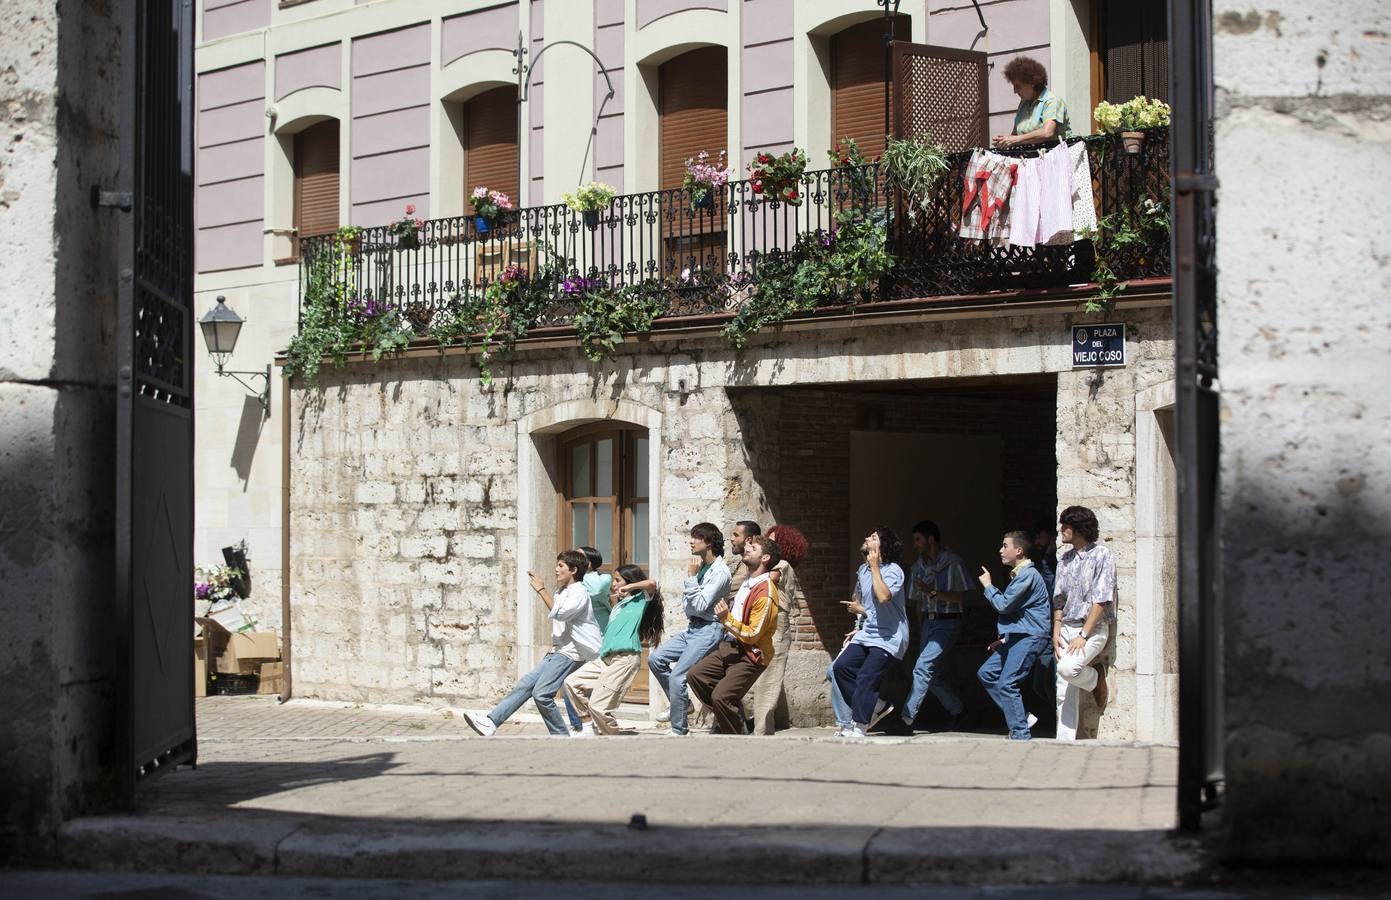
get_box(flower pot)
[396,230,421,250]
[693,191,714,210]
[582,209,600,229]
[1120,131,1145,154]
[474,215,492,235]
[345,237,362,256]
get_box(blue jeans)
[489,651,579,736]
[977,633,1049,740]
[564,694,582,730]
[648,620,724,734]
[903,619,964,723]
[827,661,853,728]
[832,642,896,727]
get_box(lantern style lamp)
[198,296,271,416]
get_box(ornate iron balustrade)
[297,130,1170,338]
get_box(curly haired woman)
[747,523,808,735]
[993,55,1070,148]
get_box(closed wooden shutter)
[659,46,727,191]
[832,16,910,160]
[464,86,520,207]
[293,120,339,239]
[1101,1,1169,103]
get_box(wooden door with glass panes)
[560,424,651,701]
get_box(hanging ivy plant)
[568,277,668,362]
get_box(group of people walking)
[464,505,1115,743]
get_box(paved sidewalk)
[55,696,1201,886]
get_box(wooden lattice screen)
[891,42,988,153]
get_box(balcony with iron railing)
[292,130,1170,376]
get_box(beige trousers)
[1055,623,1109,741]
[747,630,791,734]
[565,652,642,735]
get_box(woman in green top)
[992,55,1069,149]
[563,564,664,735]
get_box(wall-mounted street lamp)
[198,296,271,417]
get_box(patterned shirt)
[1053,542,1117,626]
[1013,87,1070,138]
[909,548,971,614]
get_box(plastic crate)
[208,672,260,695]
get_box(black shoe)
[943,708,968,733]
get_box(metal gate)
[114,0,198,803]
[1170,0,1223,830]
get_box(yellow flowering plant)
[1093,96,1171,133]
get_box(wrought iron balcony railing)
[296,130,1170,344]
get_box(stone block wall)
[288,306,1173,734]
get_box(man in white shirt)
[465,550,601,737]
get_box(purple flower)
[194,582,211,600]
[561,275,596,295]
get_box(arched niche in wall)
[801,8,912,165]
[437,49,520,217]
[269,102,344,259]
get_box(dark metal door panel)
[116,0,197,803]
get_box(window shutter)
[831,16,910,160]
[659,46,727,191]
[293,120,339,239]
[464,86,520,206]
[1102,1,1169,103]
[891,41,988,154]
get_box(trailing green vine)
[568,277,668,362]
[1082,196,1170,313]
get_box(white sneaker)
[867,699,892,730]
[463,711,496,737]
[655,710,671,724]
[835,725,854,737]
[657,728,685,737]
[1026,713,1039,730]
[572,724,595,738]
[849,725,868,740]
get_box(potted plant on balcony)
[1094,96,1171,154]
[879,135,948,222]
[748,147,808,206]
[334,224,363,256]
[683,149,734,210]
[388,204,424,250]
[563,181,617,228]
[827,138,877,211]
[470,187,515,235]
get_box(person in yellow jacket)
[687,535,781,735]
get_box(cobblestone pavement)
[54,696,1197,886]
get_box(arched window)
[462,85,519,208]
[293,119,339,247]
[658,46,727,276]
[560,424,650,569]
[830,16,910,160]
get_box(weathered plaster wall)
[288,307,1172,732]
[1213,0,1391,863]
[0,0,120,858]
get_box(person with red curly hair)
[993,55,1070,149]
[747,523,808,734]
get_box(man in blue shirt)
[976,530,1052,740]
[901,520,972,731]
[831,528,907,740]
[648,522,730,736]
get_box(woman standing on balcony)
[993,56,1070,148]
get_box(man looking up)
[976,531,1052,740]
[726,520,761,598]
[831,528,908,739]
[688,535,781,735]
[648,523,731,736]
[1052,505,1116,740]
[901,520,971,732]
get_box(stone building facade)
[288,301,1177,736]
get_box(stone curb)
[55,814,1208,886]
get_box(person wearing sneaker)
[831,528,908,740]
[647,523,731,736]
[688,519,761,732]
[901,520,972,732]
[747,523,806,735]
[562,546,615,736]
[976,531,1052,741]
[1052,505,1116,740]
[688,535,781,734]
[564,564,664,735]
[463,550,601,738]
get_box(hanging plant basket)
[692,190,714,210]
[474,215,492,235]
[582,209,600,229]
[396,230,421,250]
[1120,131,1145,154]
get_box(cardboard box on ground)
[194,617,282,696]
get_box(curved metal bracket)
[515,38,616,190]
